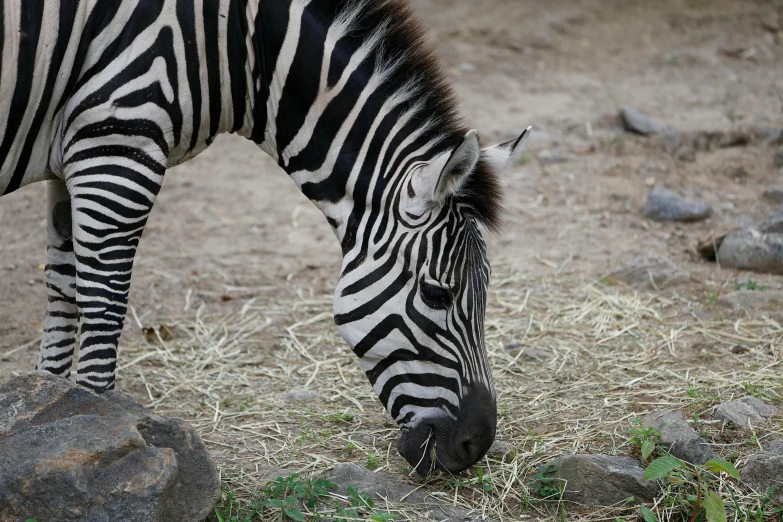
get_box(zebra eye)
[420,281,453,310]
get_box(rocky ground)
[2,0,783,520]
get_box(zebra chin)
[396,383,497,476]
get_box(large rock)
[607,253,689,290]
[641,410,715,465]
[761,188,783,205]
[739,396,779,417]
[759,205,783,234]
[328,463,426,503]
[547,455,659,505]
[0,372,219,522]
[714,400,766,429]
[717,290,783,315]
[643,186,712,222]
[717,230,783,275]
[741,439,783,503]
[620,106,663,136]
[326,464,477,522]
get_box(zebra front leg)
[36,179,78,377]
[67,155,164,393]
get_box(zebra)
[0,0,530,475]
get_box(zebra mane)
[341,0,504,232]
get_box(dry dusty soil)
[2,1,783,521]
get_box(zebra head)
[333,127,531,475]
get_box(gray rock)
[0,372,219,522]
[759,205,783,233]
[717,230,783,275]
[620,106,663,136]
[762,188,783,205]
[739,396,779,417]
[326,464,484,521]
[282,389,322,403]
[774,151,783,169]
[643,186,712,222]
[607,253,689,290]
[328,463,426,503]
[730,214,756,230]
[641,410,715,465]
[487,440,514,457]
[766,129,783,147]
[538,149,576,164]
[547,455,659,505]
[715,400,765,429]
[503,343,554,361]
[741,439,783,503]
[717,290,783,314]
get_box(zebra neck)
[245,0,417,247]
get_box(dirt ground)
[2,0,783,520]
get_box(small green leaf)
[704,458,740,479]
[643,456,683,480]
[371,513,397,521]
[641,440,656,460]
[285,507,306,521]
[640,505,657,522]
[263,498,283,509]
[703,490,727,522]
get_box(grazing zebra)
[0,0,530,475]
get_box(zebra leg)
[36,179,79,377]
[67,154,164,393]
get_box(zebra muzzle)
[397,383,497,476]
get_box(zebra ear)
[413,130,481,204]
[480,126,532,173]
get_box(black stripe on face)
[227,0,249,133]
[176,0,202,153]
[334,267,412,326]
[382,373,460,420]
[1,0,46,195]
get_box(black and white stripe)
[0,0,530,474]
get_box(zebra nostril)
[455,433,481,463]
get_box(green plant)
[738,486,783,521]
[736,279,765,291]
[642,455,740,522]
[343,441,356,458]
[253,473,395,522]
[740,381,766,399]
[331,485,396,522]
[326,412,353,423]
[628,419,662,461]
[212,486,262,522]
[727,108,739,123]
[474,467,494,492]
[365,452,379,469]
[529,464,562,499]
[639,505,657,522]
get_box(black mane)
[347,0,505,231]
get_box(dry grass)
[119,263,783,521]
